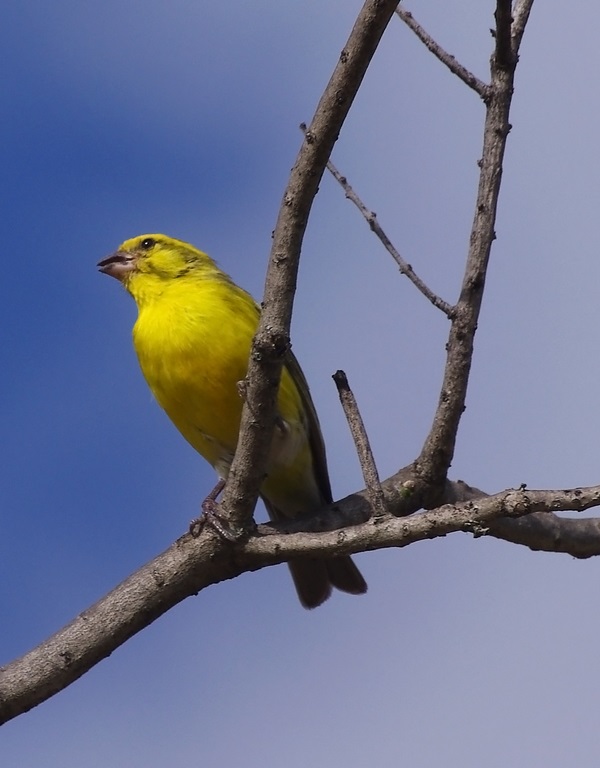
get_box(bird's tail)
[263,498,367,609]
[287,555,367,609]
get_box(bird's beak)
[97,250,137,282]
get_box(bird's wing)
[283,349,333,506]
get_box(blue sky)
[3,1,600,766]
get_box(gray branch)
[219,0,401,532]
[333,370,387,518]
[416,7,526,492]
[395,6,489,99]
[322,150,454,316]
[511,0,535,52]
[2,477,600,725]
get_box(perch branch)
[219,0,401,533]
[4,477,600,725]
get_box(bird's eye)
[140,238,156,250]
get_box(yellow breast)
[131,275,314,508]
[132,278,252,464]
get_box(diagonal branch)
[395,6,489,99]
[511,0,535,51]
[321,149,454,316]
[333,370,387,517]
[4,476,600,725]
[218,0,402,533]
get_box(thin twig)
[332,370,387,518]
[218,0,401,532]
[396,7,490,99]
[318,144,454,317]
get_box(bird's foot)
[188,479,247,542]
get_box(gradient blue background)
[3,1,600,765]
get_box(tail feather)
[287,555,367,609]
[287,558,332,609]
[263,497,368,609]
[326,556,368,596]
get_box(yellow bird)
[98,234,367,608]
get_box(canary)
[98,234,367,608]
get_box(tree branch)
[489,511,600,558]
[395,6,490,99]
[218,0,402,533]
[3,476,599,725]
[320,147,454,316]
[511,0,535,51]
[333,370,387,517]
[415,14,528,493]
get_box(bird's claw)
[189,497,247,542]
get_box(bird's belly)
[137,337,247,466]
[133,313,319,513]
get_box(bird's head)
[98,234,217,305]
